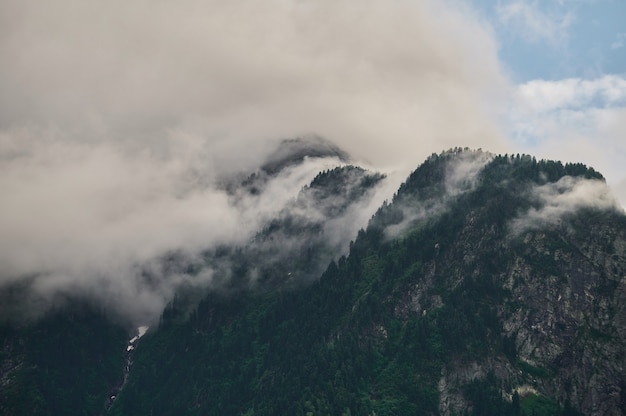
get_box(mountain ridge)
[1,147,625,415]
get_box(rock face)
[416,212,626,415]
[503,224,626,416]
[378,151,626,415]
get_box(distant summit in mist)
[260,136,350,175]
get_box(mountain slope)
[0,142,385,415]
[1,148,625,415]
[111,149,626,415]
[0,303,127,416]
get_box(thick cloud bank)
[0,0,508,163]
[0,0,510,323]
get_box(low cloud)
[445,149,494,196]
[0,0,512,323]
[383,149,493,239]
[510,175,622,234]
[1,0,624,325]
[0,133,357,323]
[515,76,626,112]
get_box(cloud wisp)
[381,149,494,240]
[510,175,622,234]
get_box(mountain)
[259,136,350,176]
[226,136,351,196]
[152,162,386,313]
[1,147,625,415]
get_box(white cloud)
[509,74,626,208]
[0,0,509,168]
[516,76,626,112]
[511,175,622,233]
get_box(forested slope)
[112,150,626,415]
[1,149,625,415]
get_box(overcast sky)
[0,0,624,322]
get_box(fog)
[510,175,622,234]
[0,137,386,323]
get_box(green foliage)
[463,377,514,415]
[520,393,559,416]
[0,302,127,416]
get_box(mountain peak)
[260,135,350,175]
